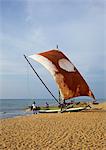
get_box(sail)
[29,49,95,100]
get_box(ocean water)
[0,98,105,119]
[0,99,57,119]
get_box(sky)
[0,0,105,100]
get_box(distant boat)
[24,48,95,113]
[93,100,99,105]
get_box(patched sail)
[29,49,95,100]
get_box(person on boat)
[45,102,49,109]
[31,101,37,114]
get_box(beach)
[0,102,106,150]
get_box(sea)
[0,98,105,119]
[0,99,57,119]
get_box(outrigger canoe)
[24,48,95,113]
[39,107,86,113]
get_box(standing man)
[32,101,37,114]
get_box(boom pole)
[24,54,59,104]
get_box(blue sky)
[0,0,105,99]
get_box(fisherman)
[45,102,49,109]
[31,101,37,114]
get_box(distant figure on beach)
[31,101,37,114]
[45,102,49,109]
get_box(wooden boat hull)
[61,107,86,113]
[39,107,86,113]
[39,109,61,113]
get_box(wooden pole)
[56,45,58,49]
[24,54,59,104]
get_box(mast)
[59,90,61,103]
[56,45,58,49]
[56,45,65,106]
[24,54,59,104]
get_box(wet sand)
[0,102,106,150]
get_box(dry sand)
[0,102,106,150]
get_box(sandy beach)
[0,102,106,150]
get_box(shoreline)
[0,101,106,119]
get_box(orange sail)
[29,49,95,100]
